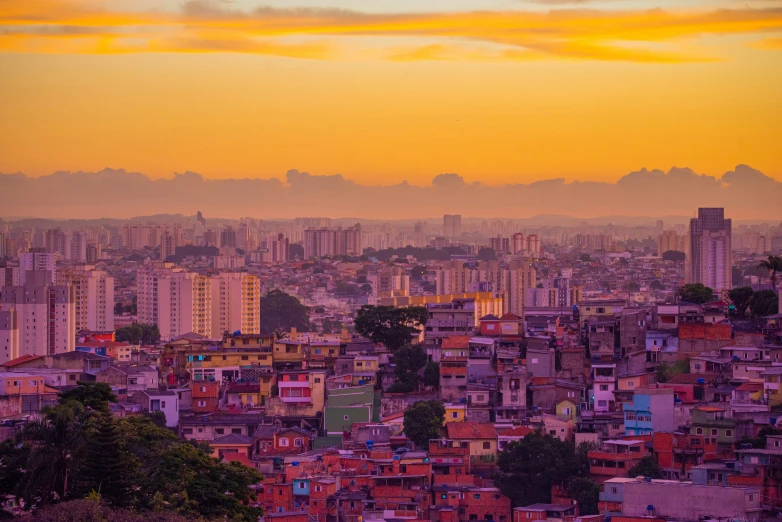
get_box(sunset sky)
[1,0,781,186]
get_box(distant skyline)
[1,0,781,184]
[1,165,780,220]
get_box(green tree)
[403,400,445,448]
[728,286,754,318]
[624,281,640,293]
[579,254,591,263]
[423,361,440,388]
[19,402,87,505]
[678,283,714,304]
[569,478,600,515]
[59,382,117,412]
[114,302,124,316]
[750,290,779,318]
[628,455,663,478]
[757,255,782,291]
[0,439,30,500]
[80,411,133,506]
[494,431,589,507]
[115,323,160,345]
[650,280,664,290]
[354,305,428,351]
[260,289,310,337]
[393,344,428,390]
[656,360,690,383]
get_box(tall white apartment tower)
[688,208,732,293]
[0,270,75,363]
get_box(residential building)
[209,272,260,338]
[56,265,114,332]
[623,387,674,436]
[687,208,732,293]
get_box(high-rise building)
[303,225,362,259]
[20,251,55,285]
[657,230,683,255]
[137,263,261,341]
[0,270,75,363]
[526,234,541,255]
[69,232,88,262]
[511,233,525,254]
[687,208,732,293]
[443,215,462,238]
[490,237,511,254]
[210,273,260,338]
[367,267,410,300]
[261,234,290,263]
[435,259,535,316]
[56,266,114,332]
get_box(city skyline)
[1,164,781,220]
[1,0,781,185]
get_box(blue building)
[623,387,674,436]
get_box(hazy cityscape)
[2,0,782,520]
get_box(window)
[611,487,618,494]
[725,429,733,437]
[197,400,206,407]
[482,441,490,449]
[216,428,225,435]
[695,427,703,435]
[598,400,607,407]
[294,438,303,447]
[627,381,635,388]
[298,482,306,489]
[627,413,636,421]
[344,415,349,421]
[315,486,322,492]
[314,378,321,383]
[473,494,481,500]
[200,386,206,393]
[279,438,289,447]
[599,385,609,391]
[232,428,241,434]
[452,412,459,419]
[711,428,718,436]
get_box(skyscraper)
[687,208,732,293]
[443,215,462,238]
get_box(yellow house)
[187,348,273,382]
[445,422,498,463]
[221,333,274,350]
[273,340,305,367]
[556,398,578,422]
[763,368,782,406]
[352,355,380,386]
[266,369,327,417]
[543,413,573,441]
[444,403,466,423]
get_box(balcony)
[279,396,312,404]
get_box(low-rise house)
[132,389,178,427]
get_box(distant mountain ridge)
[1,165,779,220]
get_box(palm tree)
[757,255,782,291]
[20,403,86,505]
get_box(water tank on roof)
[358,380,365,385]
[233,330,241,336]
[292,461,299,466]
[697,378,705,385]
[393,455,400,461]
[460,398,466,403]
[644,477,652,483]
[367,440,374,449]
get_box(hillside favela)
[2,0,782,521]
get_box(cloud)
[0,0,781,62]
[1,166,779,220]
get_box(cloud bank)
[1,165,779,220]
[0,0,781,62]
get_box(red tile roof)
[446,422,498,439]
[442,336,471,349]
[1,354,43,368]
[222,452,256,469]
[497,426,533,437]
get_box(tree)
[403,400,444,448]
[114,302,124,316]
[423,361,440,388]
[19,402,87,505]
[354,305,428,351]
[750,290,779,318]
[624,281,640,293]
[650,280,664,291]
[0,439,30,500]
[260,289,310,336]
[579,254,591,263]
[656,360,689,383]
[628,455,663,478]
[678,283,714,304]
[80,410,133,506]
[494,431,589,507]
[757,255,782,291]
[569,478,600,515]
[662,250,685,262]
[115,324,160,346]
[59,382,117,412]
[728,287,754,318]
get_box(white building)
[687,208,732,293]
[0,270,75,363]
[210,272,260,338]
[57,266,115,332]
[20,251,55,285]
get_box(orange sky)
[0,0,781,184]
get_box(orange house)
[190,380,220,413]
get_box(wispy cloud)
[0,0,781,62]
